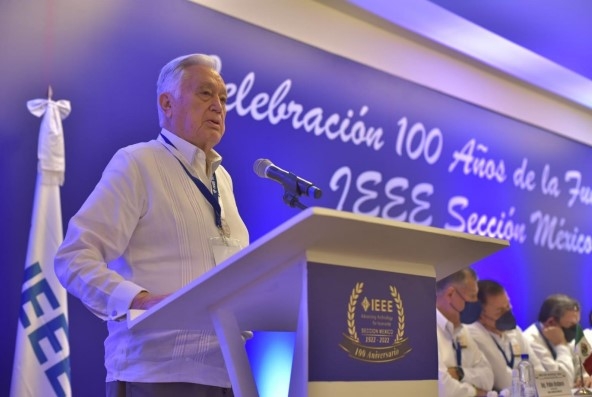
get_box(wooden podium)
[128,207,508,396]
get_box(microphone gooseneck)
[253,158,322,209]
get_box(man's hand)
[130,291,169,310]
[574,374,592,388]
[447,367,460,380]
[474,388,489,397]
[542,325,567,346]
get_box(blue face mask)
[454,288,482,324]
[494,310,517,331]
[460,301,482,324]
[484,309,517,331]
[562,325,577,343]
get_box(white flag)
[10,96,72,397]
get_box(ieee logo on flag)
[18,261,71,396]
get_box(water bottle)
[510,367,520,397]
[515,353,538,397]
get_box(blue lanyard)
[453,339,462,366]
[491,335,515,368]
[159,133,223,232]
[536,322,557,360]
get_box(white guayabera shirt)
[436,310,494,397]
[55,128,249,386]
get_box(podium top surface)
[255,207,509,278]
[128,207,508,332]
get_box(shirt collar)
[475,320,507,342]
[159,128,222,175]
[437,308,461,338]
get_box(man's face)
[558,309,581,329]
[452,278,478,310]
[164,64,227,150]
[481,292,511,325]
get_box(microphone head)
[253,158,272,178]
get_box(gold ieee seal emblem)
[339,282,412,363]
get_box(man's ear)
[159,93,173,116]
[445,286,456,301]
[544,317,558,327]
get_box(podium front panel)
[306,262,437,383]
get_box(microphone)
[253,158,322,199]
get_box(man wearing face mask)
[436,268,493,397]
[467,280,544,391]
[523,294,581,387]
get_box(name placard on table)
[534,371,572,397]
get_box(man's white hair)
[156,53,221,124]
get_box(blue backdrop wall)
[2,1,592,396]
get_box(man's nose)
[210,96,223,112]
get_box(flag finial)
[47,85,53,100]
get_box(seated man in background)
[436,267,493,397]
[467,280,544,392]
[523,294,580,387]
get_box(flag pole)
[574,356,592,396]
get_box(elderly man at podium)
[436,268,493,397]
[55,53,249,397]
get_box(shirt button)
[111,310,118,317]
